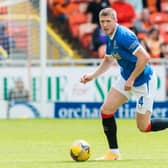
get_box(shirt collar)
[109,23,118,40]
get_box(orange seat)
[138,33,147,40]
[68,13,88,38]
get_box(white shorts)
[113,73,157,114]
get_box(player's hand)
[80,74,93,84]
[124,79,134,91]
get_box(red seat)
[159,23,168,33]
[160,32,168,43]
[0,6,7,14]
[161,1,168,12]
[70,0,90,2]
[14,37,28,48]
[150,12,168,24]
[6,26,27,35]
[79,33,92,49]
[6,26,27,49]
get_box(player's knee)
[137,124,148,132]
[137,122,152,132]
[100,106,114,119]
[101,104,115,113]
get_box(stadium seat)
[121,21,133,28]
[161,1,168,13]
[150,12,168,24]
[70,0,90,2]
[0,6,7,14]
[159,23,168,33]
[137,33,147,40]
[6,26,28,49]
[68,13,88,38]
[160,20,168,43]
[160,31,168,43]
[79,33,92,49]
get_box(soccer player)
[80,7,168,160]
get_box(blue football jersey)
[105,25,153,86]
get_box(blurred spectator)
[110,0,136,27]
[142,0,161,13]
[68,2,89,39]
[79,0,110,38]
[91,26,106,51]
[51,0,78,21]
[125,0,143,15]
[141,26,163,58]
[8,79,30,102]
[160,42,168,59]
[86,0,110,24]
[90,26,106,58]
[0,24,15,56]
[133,8,152,39]
[7,79,29,118]
[129,26,138,36]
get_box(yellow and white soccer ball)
[70,140,91,162]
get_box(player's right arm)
[80,56,114,84]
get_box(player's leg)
[136,110,168,132]
[135,92,168,132]
[97,87,128,160]
[136,110,151,132]
[135,74,168,132]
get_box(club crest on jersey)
[112,52,121,60]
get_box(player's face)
[99,15,116,36]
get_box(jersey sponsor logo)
[112,52,121,60]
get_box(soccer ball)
[70,140,91,162]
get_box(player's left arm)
[125,46,150,90]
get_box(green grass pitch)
[0,119,167,168]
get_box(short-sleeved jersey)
[105,24,153,86]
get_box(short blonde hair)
[99,7,117,21]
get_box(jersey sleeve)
[119,30,140,55]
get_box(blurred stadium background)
[0,0,168,119]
